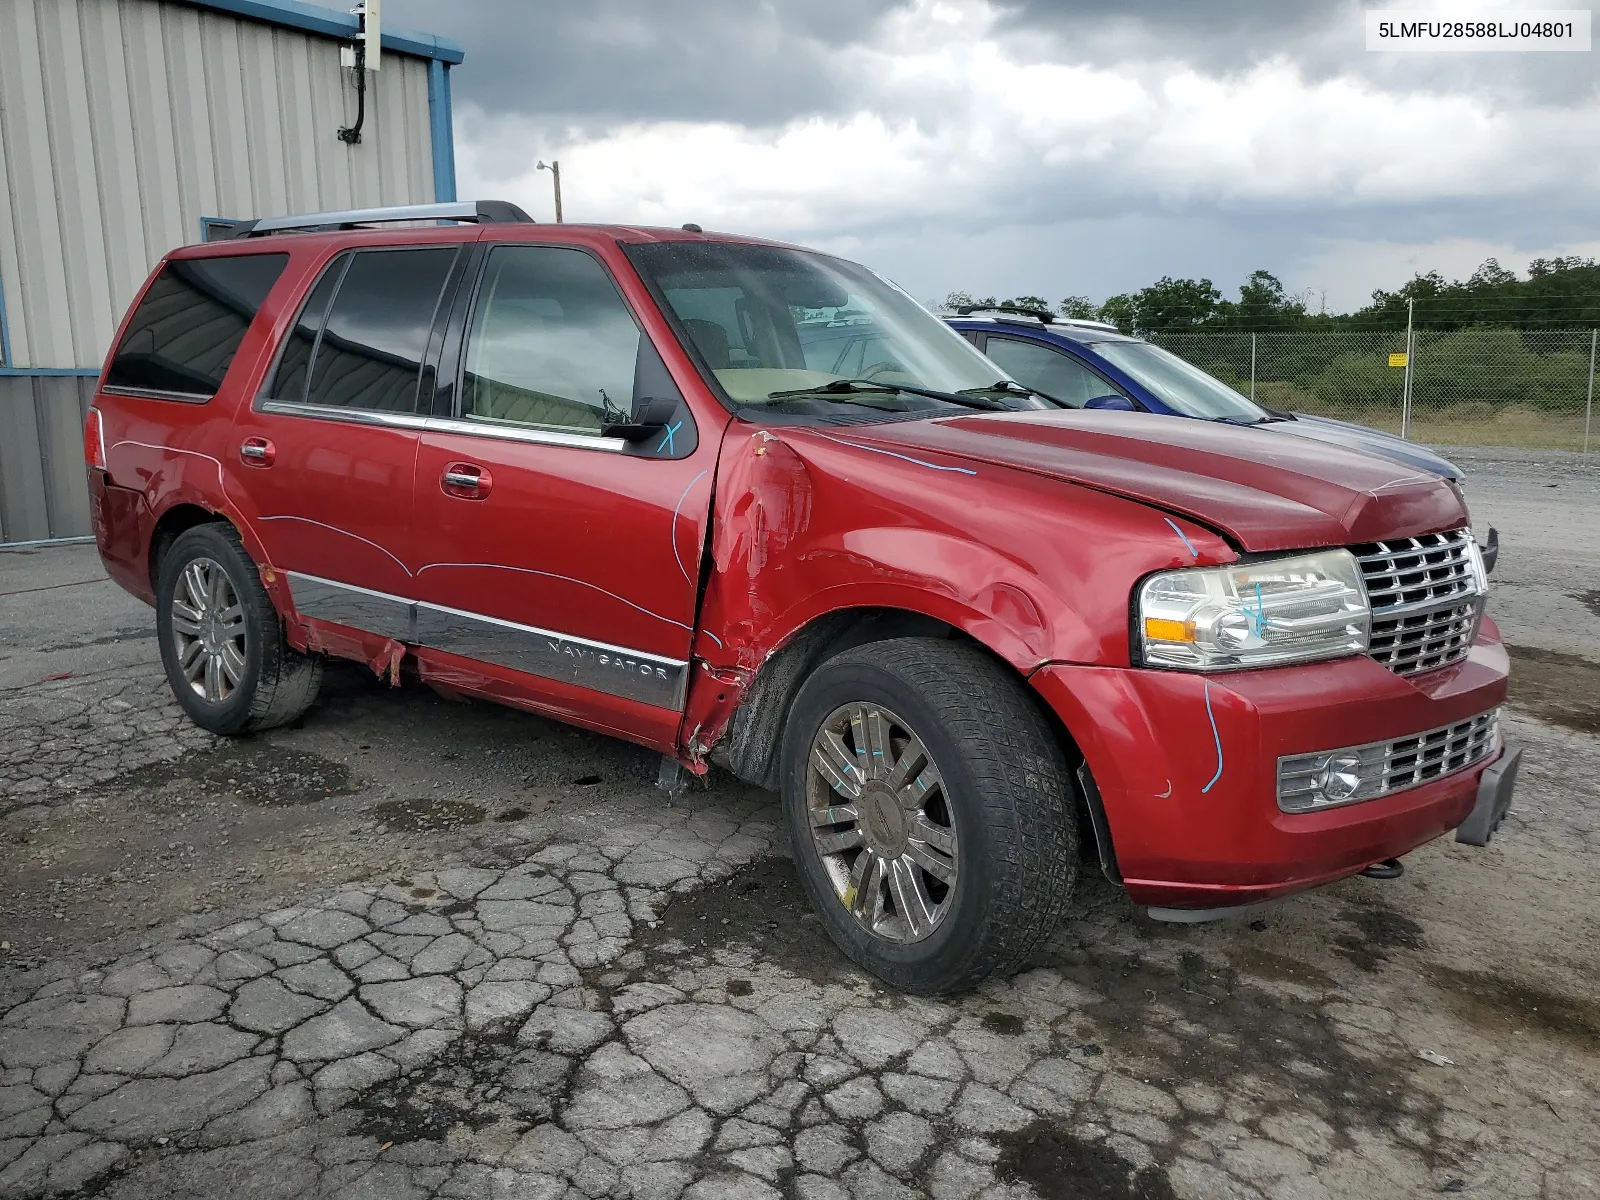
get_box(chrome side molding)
[285,572,687,711]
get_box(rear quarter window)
[105,254,289,401]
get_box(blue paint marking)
[1243,582,1275,640]
[823,437,977,475]
[1163,518,1198,558]
[658,421,683,455]
[1201,681,1224,794]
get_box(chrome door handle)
[441,462,493,499]
[239,437,275,466]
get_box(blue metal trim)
[200,215,243,242]
[428,61,458,203]
[0,368,99,377]
[177,0,465,64]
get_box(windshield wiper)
[1209,415,1274,426]
[961,379,1064,408]
[767,378,1011,411]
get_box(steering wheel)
[859,360,904,381]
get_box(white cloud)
[452,0,1600,306]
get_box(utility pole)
[537,160,563,223]
[1401,297,1415,439]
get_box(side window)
[268,257,347,405]
[461,246,642,434]
[295,247,457,413]
[106,253,288,400]
[985,337,1120,408]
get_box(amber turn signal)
[1143,617,1195,643]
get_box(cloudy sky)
[384,0,1600,312]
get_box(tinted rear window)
[303,248,457,413]
[106,254,288,399]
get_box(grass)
[1277,399,1596,453]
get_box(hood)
[1274,413,1462,482]
[842,411,1466,553]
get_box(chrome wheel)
[806,702,958,943]
[169,557,247,703]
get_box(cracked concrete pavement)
[0,452,1596,1199]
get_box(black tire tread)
[786,637,1078,993]
[158,522,322,735]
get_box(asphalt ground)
[0,449,1595,1200]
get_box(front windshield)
[625,240,1011,420]
[1090,342,1269,422]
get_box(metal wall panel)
[0,377,93,543]
[0,0,439,372]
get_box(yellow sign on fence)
[1388,352,1409,368]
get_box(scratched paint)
[670,470,710,586]
[819,434,978,476]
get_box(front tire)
[156,523,322,735]
[780,637,1078,993]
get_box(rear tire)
[780,637,1078,993]
[155,523,322,735]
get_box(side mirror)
[1084,393,1135,412]
[601,396,678,442]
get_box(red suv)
[84,202,1518,993]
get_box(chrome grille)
[1277,709,1500,812]
[1353,528,1483,676]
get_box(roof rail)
[956,304,1056,323]
[225,200,534,238]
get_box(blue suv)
[942,306,1497,567]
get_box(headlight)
[1137,549,1370,671]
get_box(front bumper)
[1031,617,1512,910]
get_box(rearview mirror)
[601,396,678,441]
[781,277,849,309]
[1084,394,1135,412]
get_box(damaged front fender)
[679,423,1226,776]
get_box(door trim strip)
[285,571,688,711]
[257,399,626,453]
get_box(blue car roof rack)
[224,200,534,238]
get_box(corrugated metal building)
[0,0,464,543]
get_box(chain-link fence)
[1149,329,1599,453]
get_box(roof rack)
[225,200,534,238]
[956,304,1056,323]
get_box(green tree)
[1058,295,1098,319]
[1128,276,1221,334]
[1344,257,1600,329]
[1215,270,1308,330]
[1098,293,1137,334]
[1003,295,1052,313]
